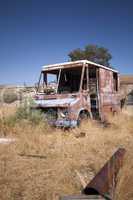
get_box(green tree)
[68,44,112,67]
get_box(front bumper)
[53,119,78,128]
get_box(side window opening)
[113,72,118,91]
[88,66,97,94]
[89,67,97,79]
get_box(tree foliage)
[68,44,112,67]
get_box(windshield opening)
[37,66,83,94]
[37,70,58,94]
[58,66,82,94]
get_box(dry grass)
[0,105,133,200]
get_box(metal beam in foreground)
[60,194,105,200]
[60,148,126,200]
[82,148,126,200]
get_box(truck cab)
[34,60,120,127]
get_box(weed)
[0,106,133,200]
[2,89,18,104]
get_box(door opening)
[89,67,100,119]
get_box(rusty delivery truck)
[34,60,120,127]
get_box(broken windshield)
[36,70,58,94]
[37,66,83,94]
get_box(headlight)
[60,112,66,118]
[58,109,68,118]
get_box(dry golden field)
[0,104,133,200]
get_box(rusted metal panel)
[34,98,79,108]
[98,68,120,120]
[82,148,126,200]
[60,148,125,200]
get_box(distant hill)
[120,75,133,85]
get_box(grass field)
[0,104,133,200]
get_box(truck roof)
[42,60,118,73]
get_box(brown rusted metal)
[34,60,120,127]
[60,194,105,200]
[82,148,126,200]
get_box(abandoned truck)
[34,60,120,127]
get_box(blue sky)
[0,0,133,85]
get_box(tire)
[77,111,89,126]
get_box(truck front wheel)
[77,110,90,126]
